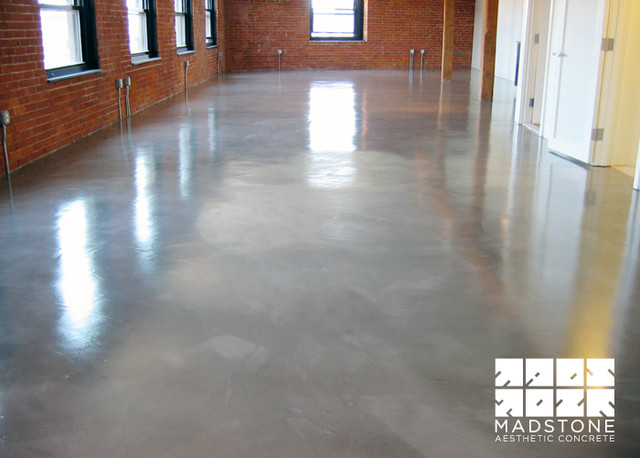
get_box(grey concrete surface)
[0,70,638,457]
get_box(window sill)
[207,44,219,49]
[310,39,367,43]
[132,55,161,66]
[177,49,196,56]
[46,68,103,83]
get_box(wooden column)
[441,0,454,80]
[479,0,499,100]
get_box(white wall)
[604,0,640,168]
[496,0,524,82]
[472,0,524,83]
[471,0,484,69]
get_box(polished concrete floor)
[0,70,639,457]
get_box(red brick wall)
[0,0,225,172]
[224,0,475,71]
[0,0,475,172]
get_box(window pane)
[312,0,354,10]
[174,0,185,13]
[40,9,82,69]
[205,11,212,38]
[175,15,186,47]
[127,0,145,9]
[312,13,355,36]
[39,0,74,5]
[128,12,148,54]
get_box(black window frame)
[310,0,364,41]
[127,0,158,62]
[205,0,217,47]
[38,0,100,80]
[175,0,194,53]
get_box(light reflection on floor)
[0,70,638,457]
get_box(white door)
[516,0,551,127]
[542,0,607,164]
[529,0,551,125]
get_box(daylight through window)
[175,0,193,51]
[205,0,217,46]
[38,0,99,79]
[310,0,363,40]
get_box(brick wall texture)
[0,0,475,172]
[226,0,475,71]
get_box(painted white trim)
[598,0,640,170]
[542,0,608,165]
[634,140,640,190]
[515,0,551,126]
[471,0,484,70]
[590,0,620,166]
[514,0,534,125]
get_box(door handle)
[552,51,566,58]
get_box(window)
[127,0,158,61]
[174,0,193,52]
[38,0,99,79]
[310,0,363,41]
[205,0,217,46]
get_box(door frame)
[590,0,621,166]
[514,0,640,188]
[541,0,609,165]
[514,0,551,128]
[635,139,640,190]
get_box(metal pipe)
[514,41,521,86]
[277,49,283,72]
[115,79,123,121]
[2,125,9,176]
[117,88,122,120]
[1,110,10,176]
[420,49,425,70]
[184,60,190,91]
[124,76,131,118]
[409,49,415,70]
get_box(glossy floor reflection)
[0,70,639,457]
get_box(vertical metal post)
[514,41,521,86]
[1,125,9,176]
[1,111,10,176]
[116,79,123,121]
[124,77,132,118]
[117,89,122,120]
[184,61,190,91]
